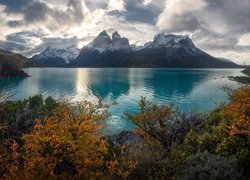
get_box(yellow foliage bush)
[224,85,250,141]
[1,100,136,179]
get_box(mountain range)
[32,46,80,67]
[32,30,239,68]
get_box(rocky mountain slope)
[69,31,240,68]
[0,49,41,77]
[69,31,132,67]
[32,46,80,67]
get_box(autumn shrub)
[0,85,249,179]
[223,85,250,141]
[1,99,136,179]
[125,98,205,178]
[126,97,204,150]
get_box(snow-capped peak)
[140,33,201,54]
[112,31,121,40]
[150,33,195,48]
[86,30,131,52]
[33,46,80,63]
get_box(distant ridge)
[32,30,240,68]
[32,46,80,67]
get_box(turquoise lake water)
[0,68,244,134]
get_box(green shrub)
[0,95,59,141]
[179,151,243,180]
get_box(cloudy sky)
[0,0,250,65]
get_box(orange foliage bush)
[0,100,136,179]
[224,85,250,141]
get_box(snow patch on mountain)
[141,33,202,55]
[87,30,131,52]
[33,46,80,63]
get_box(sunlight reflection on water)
[0,68,243,134]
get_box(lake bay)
[0,68,243,134]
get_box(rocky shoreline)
[228,66,250,84]
[103,131,142,146]
[242,66,250,76]
[228,76,250,84]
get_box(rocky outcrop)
[104,131,142,146]
[242,66,250,76]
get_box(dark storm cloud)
[0,31,40,56]
[6,32,36,44]
[84,0,108,11]
[3,31,39,45]
[123,0,162,24]
[7,21,23,28]
[108,0,162,24]
[23,1,49,23]
[203,0,250,33]
[38,36,79,49]
[193,31,238,50]
[0,0,31,11]
[5,0,85,29]
[167,12,201,32]
[67,0,85,22]
[0,41,28,52]
[158,0,250,35]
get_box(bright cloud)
[0,0,249,65]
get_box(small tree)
[126,97,203,151]
[223,85,250,141]
[1,99,136,179]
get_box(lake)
[0,68,243,134]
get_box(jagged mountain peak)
[99,30,109,37]
[86,30,131,52]
[94,30,112,42]
[141,32,200,55]
[152,33,194,47]
[32,46,80,64]
[112,31,121,40]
